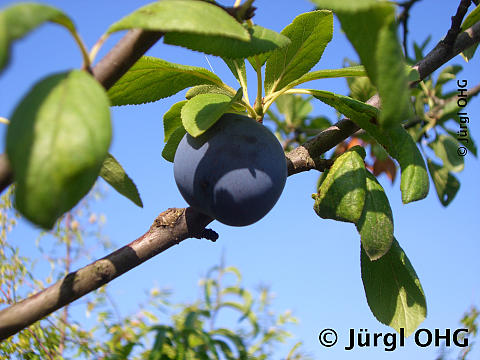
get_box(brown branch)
[1,7,480,342]
[92,29,164,90]
[0,208,214,341]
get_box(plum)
[173,113,287,226]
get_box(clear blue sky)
[1,0,479,359]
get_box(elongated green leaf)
[108,56,222,106]
[311,90,429,203]
[427,159,460,207]
[164,100,187,143]
[356,172,393,260]
[100,154,143,207]
[162,126,186,162]
[348,76,377,103]
[361,238,427,336]
[0,14,7,70]
[264,11,333,94]
[181,89,242,137]
[436,65,463,89]
[165,24,290,59]
[461,5,480,31]
[185,85,246,113]
[461,43,478,62]
[312,0,412,129]
[0,3,75,71]
[108,0,249,41]
[6,71,111,229]
[429,135,464,173]
[313,146,367,223]
[312,0,381,11]
[185,85,234,100]
[287,66,366,89]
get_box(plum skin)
[173,113,287,226]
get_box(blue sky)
[1,0,479,359]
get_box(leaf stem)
[254,56,263,120]
[234,60,251,107]
[69,29,92,71]
[233,0,242,7]
[0,117,10,125]
[89,33,110,64]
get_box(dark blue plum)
[173,113,287,226]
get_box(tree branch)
[0,208,214,341]
[412,14,480,81]
[443,0,472,51]
[1,9,480,342]
[92,29,164,90]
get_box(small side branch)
[397,0,423,59]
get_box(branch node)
[153,208,185,228]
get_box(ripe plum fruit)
[174,113,287,226]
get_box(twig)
[26,327,55,360]
[397,0,423,59]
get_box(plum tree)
[173,113,287,226]
[0,0,479,348]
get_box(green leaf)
[0,3,75,72]
[428,134,464,173]
[311,90,429,203]
[461,4,480,31]
[164,24,290,59]
[6,71,111,229]
[356,171,394,260]
[427,159,460,207]
[287,66,367,89]
[461,43,478,62]
[162,126,186,163]
[185,85,246,113]
[100,154,143,207]
[436,65,463,89]
[164,100,187,143]
[185,85,234,100]
[361,238,427,336]
[275,94,312,126]
[108,56,222,106]
[348,76,377,103]
[312,0,412,129]
[181,89,243,137]
[310,90,379,119]
[312,0,381,11]
[313,146,367,223]
[107,0,249,41]
[264,11,333,95]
